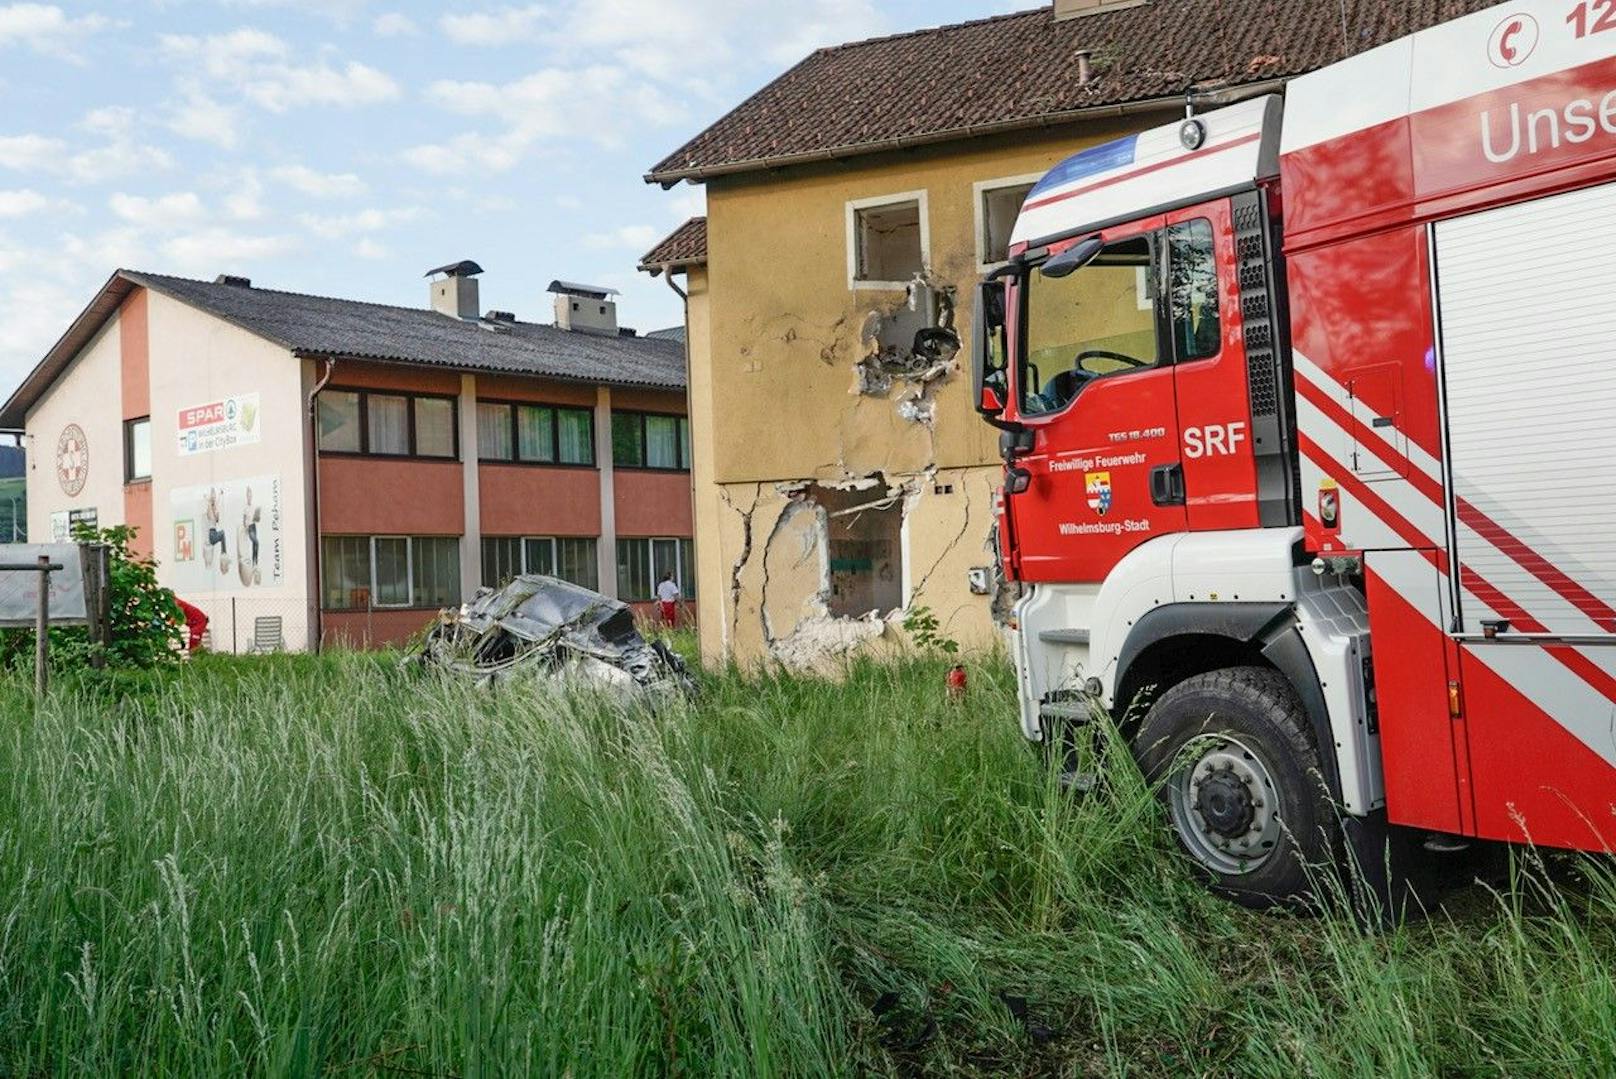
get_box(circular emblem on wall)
[56,423,88,497]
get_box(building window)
[317,389,459,459]
[123,417,151,482]
[477,402,513,460]
[368,395,410,456]
[616,537,695,602]
[478,402,595,466]
[321,535,462,610]
[612,412,691,470]
[318,391,363,453]
[976,176,1040,267]
[809,484,901,619]
[415,398,457,458]
[847,192,928,288]
[412,537,461,608]
[481,535,599,590]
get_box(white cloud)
[298,206,422,238]
[354,237,388,259]
[162,227,297,270]
[0,133,66,172]
[244,60,400,111]
[109,191,207,229]
[407,65,684,173]
[273,164,367,198]
[440,5,544,46]
[0,3,110,59]
[222,169,266,221]
[584,224,659,250]
[372,11,419,36]
[0,188,48,217]
[160,28,401,112]
[168,91,242,149]
[666,184,706,221]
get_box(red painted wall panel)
[321,609,438,650]
[328,360,461,395]
[120,290,152,552]
[123,482,153,560]
[119,290,150,419]
[478,375,596,407]
[319,457,463,535]
[611,386,686,413]
[614,469,693,538]
[478,464,600,536]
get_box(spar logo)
[1488,13,1539,68]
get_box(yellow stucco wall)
[684,118,1171,668]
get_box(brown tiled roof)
[637,217,708,273]
[646,0,1497,183]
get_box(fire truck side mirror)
[972,278,1010,421]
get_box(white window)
[846,191,929,289]
[974,174,1042,269]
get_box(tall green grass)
[0,653,1613,1076]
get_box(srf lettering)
[1184,423,1247,459]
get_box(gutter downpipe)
[659,265,698,620]
[307,357,335,652]
[646,81,1290,186]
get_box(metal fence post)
[34,554,49,697]
[232,597,239,654]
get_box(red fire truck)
[974,0,1616,906]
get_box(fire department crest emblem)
[56,423,88,497]
[1085,471,1113,517]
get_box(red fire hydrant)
[946,663,968,703]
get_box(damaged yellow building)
[640,0,1321,667]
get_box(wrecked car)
[414,575,695,699]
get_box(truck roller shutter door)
[1435,182,1616,638]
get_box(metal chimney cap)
[425,260,485,279]
[547,280,620,299]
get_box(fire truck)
[973,0,1616,906]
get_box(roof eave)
[644,80,1291,186]
[290,349,688,393]
[635,256,706,277]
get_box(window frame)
[974,173,1044,272]
[321,534,462,611]
[611,410,692,471]
[846,190,931,291]
[615,536,694,602]
[481,534,600,591]
[123,416,152,484]
[475,399,597,468]
[316,387,461,461]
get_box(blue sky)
[0,0,1036,397]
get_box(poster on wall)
[168,476,283,592]
[177,394,261,457]
[49,508,98,543]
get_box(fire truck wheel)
[1133,667,1337,908]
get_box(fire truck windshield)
[1019,234,1159,416]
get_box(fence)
[187,596,317,655]
[0,543,105,694]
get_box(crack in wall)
[907,471,974,609]
[717,482,763,654]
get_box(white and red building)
[0,264,696,650]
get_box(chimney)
[548,280,620,336]
[1054,0,1148,20]
[425,260,484,320]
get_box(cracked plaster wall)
[687,117,1154,667]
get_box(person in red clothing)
[175,598,209,653]
[655,572,681,628]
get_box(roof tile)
[646,1,1499,182]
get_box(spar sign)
[178,393,261,457]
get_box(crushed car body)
[414,575,694,698]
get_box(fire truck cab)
[975,0,1616,906]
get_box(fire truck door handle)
[1151,463,1185,507]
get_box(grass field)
[1,650,1614,1076]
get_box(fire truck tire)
[1133,666,1338,908]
